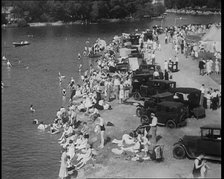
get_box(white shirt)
[200,86,205,94]
[150,116,158,127]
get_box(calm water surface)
[2,14,221,179]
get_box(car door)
[155,105,167,125]
[198,129,221,156]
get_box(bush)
[17,18,29,27]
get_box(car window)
[213,129,221,139]
[202,129,213,139]
[165,107,170,112]
[157,105,161,111]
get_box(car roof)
[200,124,221,130]
[150,79,176,84]
[170,87,200,93]
[133,73,152,77]
[151,92,173,98]
[158,101,183,107]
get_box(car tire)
[173,145,186,159]
[134,92,141,101]
[166,120,177,128]
[141,115,150,124]
[136,108,142,117]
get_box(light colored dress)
[215,61,219,73]
[59,152,68,179]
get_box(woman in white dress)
[215,59,220,74]
[59,148,68,179]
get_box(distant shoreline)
[2,18,141,28]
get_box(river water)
[1,13,221,179]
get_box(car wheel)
[166,120,177,128]
[134,92,141,101]
[173,145,186,159]
[140,115,150,124]
[136,108,142,117]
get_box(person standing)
[174,55,179,71]
[192,154,208,178]
[151,51,156,65]
[206,60,211,75]
[164,60,168,72]
[198,59,205,76]
[95,116,105,148]
[119,82,124,103]
[113,76,120,101]
[209,58,214,74]
[199,84,205,106]
[149,113,158,145]
[59,148,68,179]
[215,59,220,75]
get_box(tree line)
[164,0,221,10]
[2,0,165,23]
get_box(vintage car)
[115,62,129,72]
[140,101,188,128]
[133,79,176,100]
[173,124,221,161]
[134,64,161,75]
[132,73,153,93]
[169,87,205,119]
[135,92,174,117]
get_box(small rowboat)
[13,41,30,47]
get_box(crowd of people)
[30,21,221,178]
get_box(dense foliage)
[164,0,221,10]
[2,0,165,23]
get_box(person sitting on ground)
[112,132,137,147]
[81,122,89,139]
[75,132,88,150]
[73,144,93,170]
[89,107,100,121]
[121,132,141,153]
[48,123,60,134]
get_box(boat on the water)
[13,41,30,47]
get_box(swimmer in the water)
[2,56,7,61]
[33,119,39,124]
[62,89,66,96]
[78,53,81,60]
[58,72,66,83]
[79,64,82,72]
[1,81,4,88]
[6,60,12,67]
[30,105,36,113]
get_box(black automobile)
[132,73,153,93]
[115,62,129,72]
[135,92,174,117]
[173,124,221,161]
[133,79,176,100]
[140,101,188,128]
[169,87,205,118]
[134,64,160,75]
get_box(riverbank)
[166,9,221,15]
[2,18,141,28]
